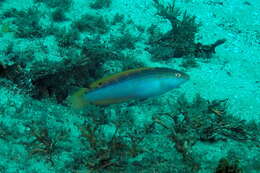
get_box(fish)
[68,67,189,108]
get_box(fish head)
[164,70,189,89]
[175,70,189,82]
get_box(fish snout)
[182,72,190,80]
[176,71,189,81]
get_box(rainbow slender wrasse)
[68,67,189,108]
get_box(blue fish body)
[69,67,189,107]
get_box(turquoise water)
[0,0,259,172]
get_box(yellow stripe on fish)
[90,67,149,89]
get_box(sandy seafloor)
[0,0,259,172]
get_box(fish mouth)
[180,72,190,80]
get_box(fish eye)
[176,73,182,77]
[96,82,102,87]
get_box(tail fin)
[67,88,89,109]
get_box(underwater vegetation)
[215,157,243,173]
[72,13,109,34]
[73,119,146,171]
[89,0,112,9]
[111,13,124,25]
[0,0,259,172]
[0,0,230,104]
[24,121,69,166]
[148,0,226,60]
[0,35,143,103]
[111,31,140,50]
[154,94,260,143]
[34,0,72,22]
[1,83,257,171]
[34,45,116,101]
[1,92,258,172]
[110,17,144,51]
[34,0,72,10]
[55,26,80,48]
[0,1,147,104]
[2,7,48,38]
[0,3,139,103]
[51,8,68,22]
[152,94,260,172]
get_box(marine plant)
[55,26,80,48]
[153,94,260,171]
[111,13,124,25]
[89,0,112,9]
[148,0,225,60]
[34,0,72,10]
[1,22,12,33]
[25,122,69,165]
[180,57,199,68]
[51,8,67,22]
[1,7,58,39]
[0,63,4,77]
[121,54,145,70]
[0,122,14,140]
[0,166,5,173]
[112,31,139,50]
[76,119,145,172]
[148,0,198,59]
[9,7,47,38]
[0,31,139,103]
[72,13,109,34]
[215,157,243,173]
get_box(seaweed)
[112,31,139,50]
[153,94,260,171]
[149,0,225,60]
[195,39,226,58]
[0,166,5,173]
[121,55,145,71]
[2,7,47,38]
[0,63,28,89]
[89,0,112,9]
[0,122,15,140]
[149,0,198,59]
[76,120,145,171]
[34,0,72,10]
[0,36,127,103]
[153,115,200,172]
[15,8,46,38]
[0,31,145,103]
[0,63,5,77]
[72,14,109,34]
[24,122,68,165]
[1,22,12,33]
[29,58,98,102]
[51,8,67,22]
[180,57,199,68]
[0,43,34,89]
[55,27,80,48]
[215,158,243,173]
[111,13,124,25]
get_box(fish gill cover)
[0,0,259,172]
